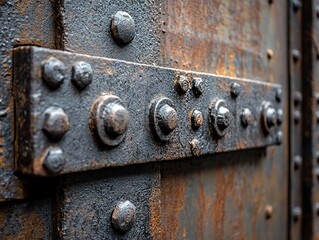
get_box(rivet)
[317,111,319,124]
[158,104,178,134]
[240,108,254,127]
[192,77,204,96]
[277,109,283,125]
[275,88,282,102]
[72,61,93,89]
[43,147,65,174]
[111,11,135,44]
[292,207,302,222]
[316,151,319,163]
[267,49,274,59]
[230,82,241,98]
[292,49,300,62]
[175,75,190,94]
[276,131,283,145]
[191,109,203,129]
[294,111,301,124]
[316,5,319,18]
[294,155,302,170]
[261,101,277,133]
[189,139,201,156]
[294,91,302,105]
[292,0,302,12]
[111,200,136,231]
[265,205,273,219]
[91,94,130,146]
[315,168,319,180]
[315,93,319,104]
[42,57,66,89]
[315,203,319,216]
[42,106,70,141]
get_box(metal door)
[0,0,317,239]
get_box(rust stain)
[149,175,162,240]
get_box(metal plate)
[14,46,282,176]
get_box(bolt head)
[175,75,190,93]
[191,110,203,129]
[293,91,302,105]
[275,88,282,102]
[277,109,283,125]
[217,106,232,130]
[111,11,135,44]
[158,104,177,133]
[104,103,130,137]
[265,205,273,219]
[43,106,70,140]
[266,107,277,128]
[43,147,65,173]
[42,57,66,89]
[72,61,93,88]
[112,200,136,231]
[292,49,300,62]
[292,0,302,12]
[240,108,254,127]
[267,49,274,59]
[294,155,302,170]
[276,131,283,145]
[189,139,201,156]
[192,77,204,96]
[230,82,241,97]
[292,207,302,222]
[294,111,301,123]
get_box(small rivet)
[277,109,283,125]
[42,57,66,89]
[315,203,319,216]
[240,108,254,127]
[175,75,190,94]
[315,93,319,104]
[190,139,201,156]
[292,207,302,222]
[112,200,136,231]
[230,82,241,98]
[72,61,93,89]
[294,111,301,124]
[42,106,70,141]
[111,11,135,44]
[316,5,319,18]
[275,88,282,102]
[276,131,283,145]
[43,147,65,174]
[267,49,274,59]
[191,109,203,129]
[292,0,302,12]
[294,91,302,105]
[294,155,302,170]
[292,49,300,62]
[315,168,319,180]
[192,77,204,96]
[316,111,319,124]
[265,205,273,219]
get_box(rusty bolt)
[43,147,65,174]
[210,100,232,137]
[192,77,204,96]
[293,91,302,105]
[112,200,136,231]
[42,57,66,89]
[189,139,201,156]
[230,82,241,97]
[292,207,302,222]
[292,49,300,62]
[275,88,282,102]
[217,106,232,130]
[294,111,301,124]
[265,205,273,219]
[191,109,203,129]
[158,104,177,134]
[277,109,283,125]
[43,106,70,140]
[266,107,277,128]
[240,108,254,127]
[267,49,274,59]
[111,11,135,44]
[175,75,190,93]
[292,0,302,12]
[104,103,130,137]
[72,61,93,88]
[294,155,302,170]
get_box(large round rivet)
[42,106,70,141]
[72,61,93,89]
[112,200,136,231]
[209,99,233,137]
[91,94,130,146]
[149,96,178,141]
[261,101,277,133]
[43,147,65,174]
[111,11,135,44]
[42,57,66,89]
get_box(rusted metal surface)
[0,0,55,201]
[56,164,161,239]
[13,46,282,176]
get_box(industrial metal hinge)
[13,46,283,176]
